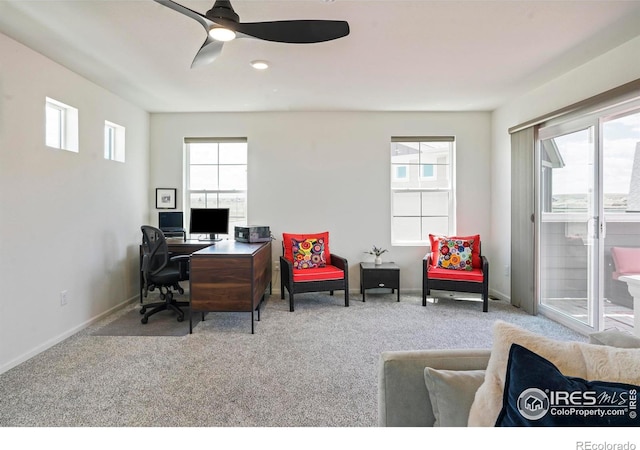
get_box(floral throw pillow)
[292,238,326,269]
[437,238,474,271]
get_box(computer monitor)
[158,211,184,231]
[189,208,229,241]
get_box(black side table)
[360,262,400,302]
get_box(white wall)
[0,33,149,374]
[150,111,492,293]
[8,20,635,376]
[490,35,640,301]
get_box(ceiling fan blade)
[233,20,350,44]
[154,0,350,68]
[154,0,217,31]
[191,37,224,68]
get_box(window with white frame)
[104,120,125,162]
[184,138,248,235]
[390,137,455,245]
[45,97,78,152]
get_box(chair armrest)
[280,256,293,281]
[330,253,348,270]
[481,255,489,273]
[279,255,292,269]
[423,253,433,279]
[170,254,190,280]
[378,349,491,427]
[423,253,433,266]
[170,255,190,263]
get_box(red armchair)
[422,234,489,312]
[280,231,349,312]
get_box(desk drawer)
[362,269,399,290]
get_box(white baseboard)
[0,295,138,375]
[489,288,510,302]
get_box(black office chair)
[140,225,189,324]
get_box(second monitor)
[189,208,229,241]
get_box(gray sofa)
[378,348,490,427]
[378,329,640,427]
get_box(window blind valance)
[509,78,640,135]
[391,136,455,142]
[184,137,247,144]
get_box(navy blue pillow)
[496,344,640,427]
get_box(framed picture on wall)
[156,188,177,209]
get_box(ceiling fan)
[154,0,350,68]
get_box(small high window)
[45,97,78,152]
[104,121,126,162]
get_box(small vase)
[374,255,382,265]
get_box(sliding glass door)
[538,124,599,331]
[601,109,640,332]
[537,103,640,334]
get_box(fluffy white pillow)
[467,320,640,427]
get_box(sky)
[549,110,640,197]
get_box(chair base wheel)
[141,317,148,324]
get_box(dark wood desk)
[166,238,213,255]
[189,240,272,334]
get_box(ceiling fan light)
[209,27,236,42]
[250,60,269,70]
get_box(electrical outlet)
[273,260,280,271]
[504,265,510,277]
[60,290,68,306]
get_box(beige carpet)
[0,292,587,427]
[92,302,202,336]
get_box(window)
[390,137,455,245]
[104,120,125,162]
[421,164,435,179]
[393,165,408,180]
[184,138,248,235]
[602,109,640,214]
[45,97,78,152]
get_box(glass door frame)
[536,117,602,335]
[535,98,640,335]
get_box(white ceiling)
[1,0,640,113]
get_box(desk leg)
[257,297,262,321]
[397,287,400,302]
[251,309,255,334]
[189,310,193,334]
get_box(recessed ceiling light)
[250,60,269,70]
